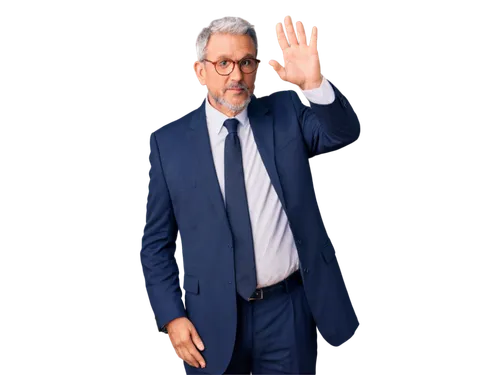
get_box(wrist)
[300,75,323,90]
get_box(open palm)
[269,16,323,90]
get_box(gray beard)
[208,89,251,113]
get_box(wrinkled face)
[194,33,257,115]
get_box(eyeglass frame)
[202,57,261,76]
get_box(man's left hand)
[269,15,323,90]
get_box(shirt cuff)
[301,76,335,104]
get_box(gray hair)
[196,16,258,62]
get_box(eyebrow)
[214,53,256,60]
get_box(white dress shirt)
[204,77,335,288]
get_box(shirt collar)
[204,93,249,135]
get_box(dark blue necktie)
[223,118,257,300]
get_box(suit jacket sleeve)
[140,131,186,333]
[289,79,360,158]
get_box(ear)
[254,63,262,91]
[194,61,207,85]
[257,60,264,77]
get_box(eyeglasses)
[203,57,261,76]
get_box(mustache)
[225,83,249,92]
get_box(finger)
[172,347,182,361]
[180,346,202,368]
[176,347,195,367]
[296,21,307,45]
[189,326,205,351]
[269,60,286,81]
[187,343,206,368]
[310,26,318,50]
[186,357,200,368]
[284,15,299,46]
[186,325,206,367]
[276,23,289,51]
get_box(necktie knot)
[223,118,239,134]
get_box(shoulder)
[251,89,299,112]
[255,89,296,103]
[151,103,201,141]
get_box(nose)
[229,62,243,81]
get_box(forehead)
[205,33,256,59]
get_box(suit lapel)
[247,96,286,210]
[188,100,229,228]
[187,95,287,228]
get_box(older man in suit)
[141,15,360,375]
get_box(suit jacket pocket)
[183,274,199,295]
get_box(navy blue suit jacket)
[141,79,360,374]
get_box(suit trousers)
[223,271,318,375]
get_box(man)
[141,15,360,375]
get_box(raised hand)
[269,16,323,90]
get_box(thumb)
[267,57,285,80]
[190,326,205,351]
